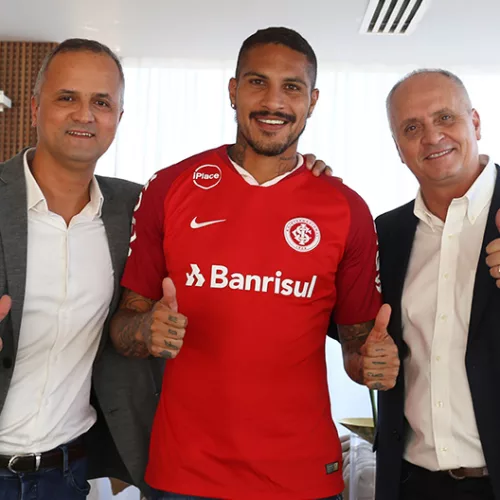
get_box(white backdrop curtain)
[96,59,500,426]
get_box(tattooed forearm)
[111,310,151,357]
[337,321,374,354]
[337,321,374,384]
[120,292,155,313]
[110,289,156,358]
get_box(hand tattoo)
[164,339,179,350]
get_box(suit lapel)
[468,165,500,347]
[97,178,132,356]
[393,207,418,344]
[380,202,417,349]
[0,152,29,355]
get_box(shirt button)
[448,234,454,239]
[442,447,448,452]
[436,356,441,361]
[440,314,448,321]
[443,273,449,279]
[436,401,444,408]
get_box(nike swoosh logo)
[190,217,227,229]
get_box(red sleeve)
[333,186,382,325]
[121,172,167,301]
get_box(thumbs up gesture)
[485,209,500,288]
[0,295,12,352]
[148,278,187,359]
[360,304,400,390]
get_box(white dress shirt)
[402,155,496,470]
[0,150,114,454]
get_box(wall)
[0,41,57,162]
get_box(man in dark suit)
[375,69,500,500]
[0,39,161,499]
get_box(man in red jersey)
[110,27,399,500]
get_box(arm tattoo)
[110,289,156,358]
[337,321,374,353]
[337,321,375,384]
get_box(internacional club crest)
[284,217,321,253]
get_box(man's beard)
[241,122,307,157]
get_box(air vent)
[360,0,431,35]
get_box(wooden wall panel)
[0,41,57,162]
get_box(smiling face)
[389,72,481,191]
[229,43,318,157]
[31,50,123,169]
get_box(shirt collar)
[413,154,497,230]
[413,191,442,231]
[230,154,304,187]
[465,154,496,223]
[23,148,104,218]
[24,149,46,211]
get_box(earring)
[231,102,236,109]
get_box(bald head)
[386,69,472,131]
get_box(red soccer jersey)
[122,145,381,500]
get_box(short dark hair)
[386,68,471,116]
[33,38,125,108]
[235,27,317,89]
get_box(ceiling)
[1,0,499,69]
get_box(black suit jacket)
[374,165,500,500]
